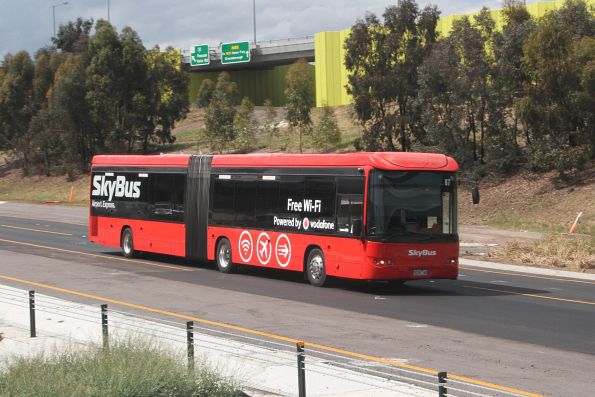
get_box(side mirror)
[352,219,363,237]
[472,186,480,205]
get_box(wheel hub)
[219,245,231,268]
[309,256,323,280]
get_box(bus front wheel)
[216,238,235,273]
[121,228,137,258]
[306,248,326,287]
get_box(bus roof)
[92,154,191,167]
[92,152,458,171]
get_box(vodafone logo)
[303,217,310,230]
[238,231,253,263]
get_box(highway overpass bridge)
[182,0,585,107]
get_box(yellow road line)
[460,266,595,285]
[465,285,595,306]
[0,273,544,397]
[0,238,192,272]
[1,224,73,236]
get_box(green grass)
[0,340,241,397]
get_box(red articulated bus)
[89,152,459,286]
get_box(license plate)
[413,269,428,277]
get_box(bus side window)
[304,176,335,218]
[337,177,364,236]
[150,173,185,222]
[256,180,279,228]
[171,174,185,222]
[337,195,363,235]
[234,180,256,227]
[212,179,234,225]
[278,175,304,216]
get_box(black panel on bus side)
[185,155,212,261]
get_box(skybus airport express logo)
[408,249,437,257]
[91,174,141,201]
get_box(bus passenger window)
[234,181,256,227]
[337,195,363,235]
[212,179,234,224]
[171,174,185,222]
[304,177,335,218]
[256,181,279,228]
[151,174,173,215]
[150,173,186,222]
[278,176,304,216]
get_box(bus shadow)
[99,251,551,298]
[333,278,551,297]
[99,251,209,269]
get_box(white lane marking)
[0,224,73,236]
[406,324,428,328]
[490,280,510,284]
[0,201,5,205]
[374,296,386,300]
[353,357,410,367]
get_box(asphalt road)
[0,202,593,396]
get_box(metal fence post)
[28,290,36,338]
[187,321,195,374]
[297,341,306,397]
[438,371,448,397]
[101,304,108,350]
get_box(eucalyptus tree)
[344,0,439,152]
[284,58,314,153]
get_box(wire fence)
[0,285,542,397]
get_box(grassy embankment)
[459,168,594,270]
[0,340,241,397]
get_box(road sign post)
[221,41,251,64]
[190,44,210,66]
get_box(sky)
[0,0,507,59]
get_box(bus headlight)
[373,258,393,266]
[447,257,458,265]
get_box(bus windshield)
[367,170,457,242]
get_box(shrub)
[0,340,241,397]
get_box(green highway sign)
[190,44,209,66]
[221,41,251,64]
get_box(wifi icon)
[241,240,251,254]
[238,231,253,263]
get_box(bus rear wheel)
[121,228,137,258]
[216,238,235,273]
[306,248,326,287]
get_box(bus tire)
[306,248,326,287]
[121,227,136,258]
[216,238,235,274]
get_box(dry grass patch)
[459,164,595,235]
[488,234,595,272]
[0,168,89,205]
